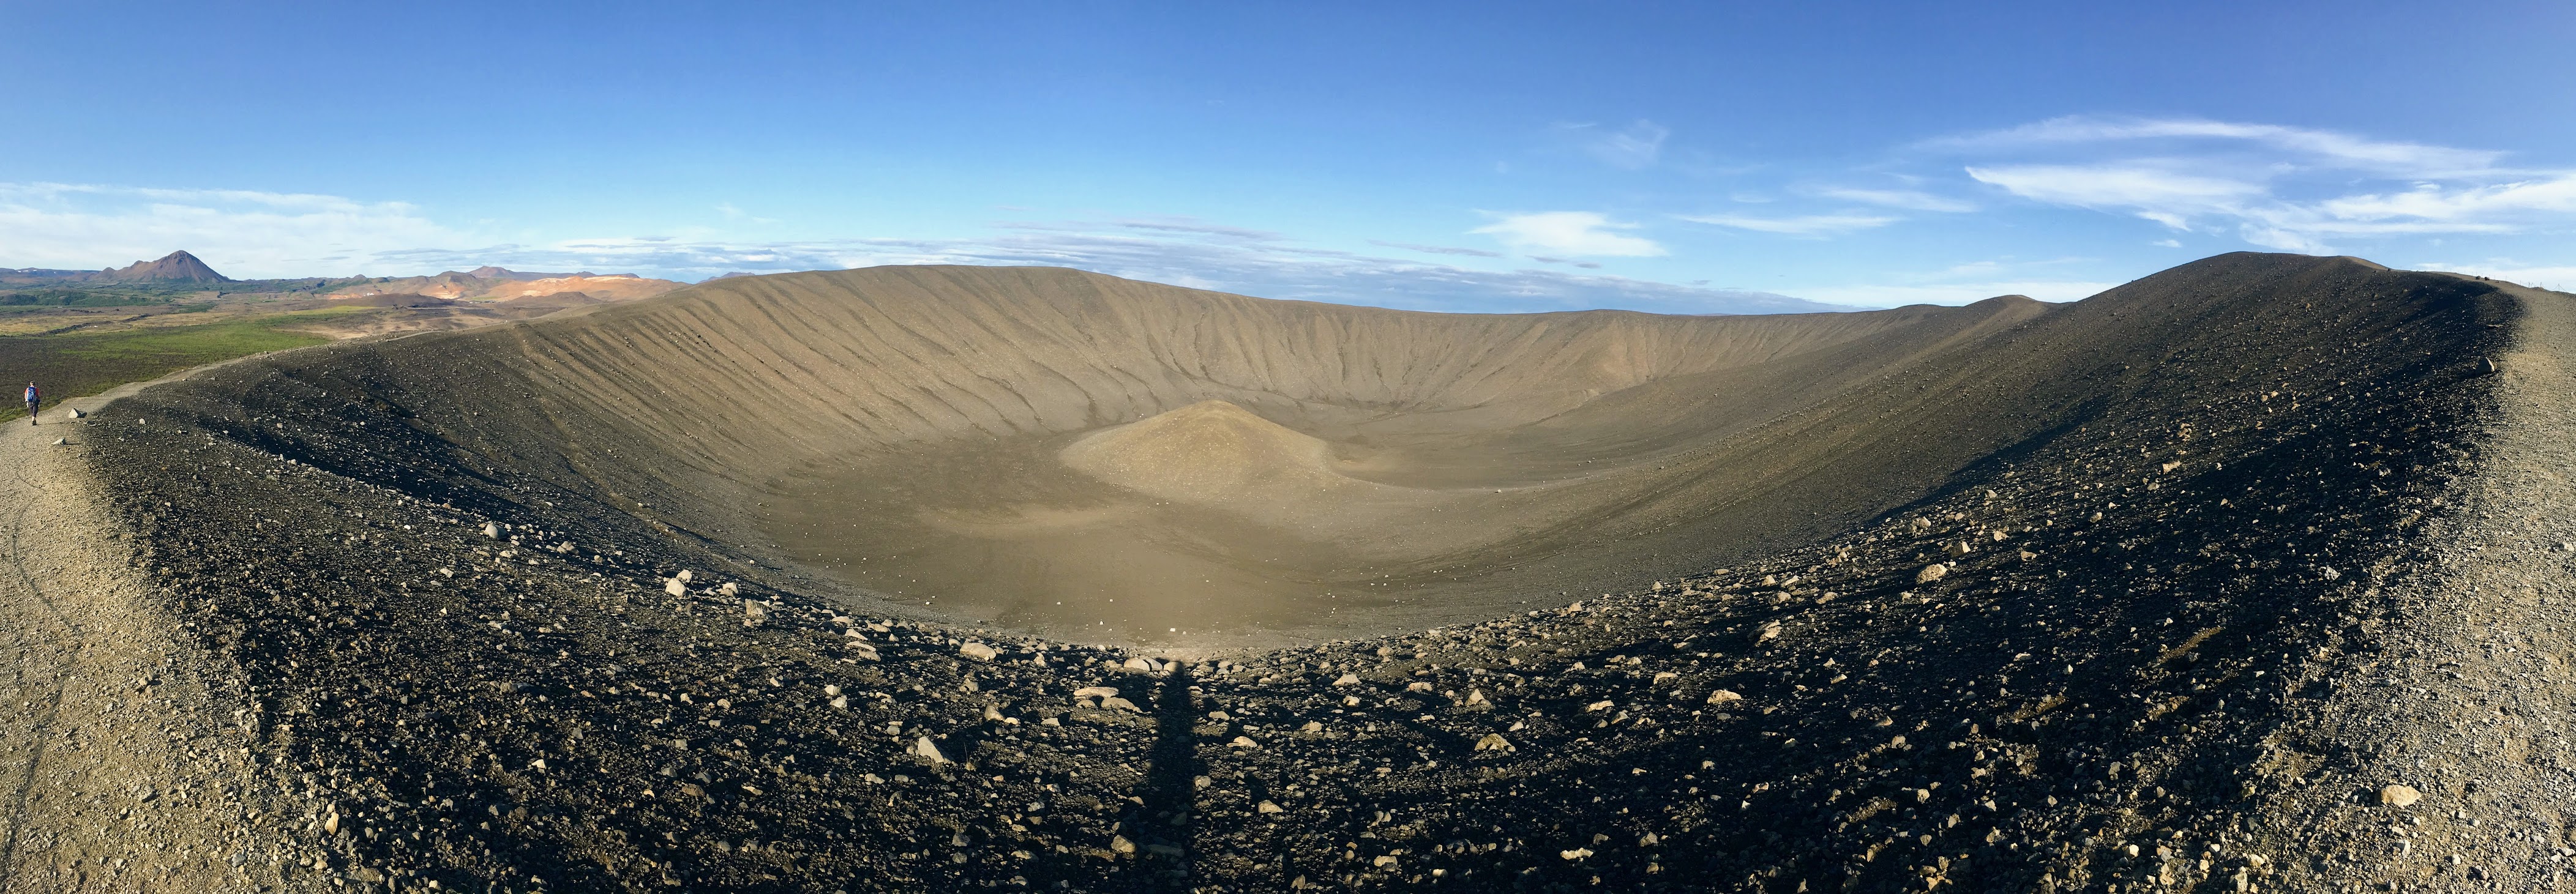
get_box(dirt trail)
[2250,280,2576,889]
[0,384,294,892]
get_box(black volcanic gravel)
[73,264,2536,893]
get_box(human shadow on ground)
[1114,666,1202,893]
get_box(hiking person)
[22,382,36,425]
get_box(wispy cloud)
[714,202,776,225]
[1814,187,1977,213]
[1677,212,1901,236]
[1527,256,1603,269]
[1938,117,2576,253]
[1107,216,1287,242]
[2319,178,2576,223]
[1369,240,1503,258]
[1966,162,2540,251]
[1964,165,2264,222]
[1928,116,2504,177]
[1470,211,1666,256]
[1559,119,1670,169]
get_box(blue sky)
[2,1,2572,312]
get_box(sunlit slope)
[219,266,2026,631]
[435,264,1974,476]
[138,255,2476,643]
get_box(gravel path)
[2252,278,2576,892]
[0,380,291,892]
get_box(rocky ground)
[1,264,2568,893]
[0,378,296,893]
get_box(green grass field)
[0,316,332,422]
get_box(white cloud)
[2319,176,2576,223]
[715,202,777,225]
[1934,117,2576,256]
[1965,165,2263,212]
[1677,213,1901,236]
[1369,240,1503,258]
[0,182,461,277]
[1814,187,1976,213]
[1965,160,2567,251]
[1470,211,1666,256]
[1106,216,1287,242]
[1561,120,1670,169]
[1931,116,2504,176]
[1790,280,2121,308]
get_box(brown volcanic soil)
[272,292,617,340]
[104,264,2054,648]
[7,254,2572,893]
[752,289,2057,646]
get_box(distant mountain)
[0,250,231,285]
[331,269,685,303]
[103,250,228,283]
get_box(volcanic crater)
[11,252,2576,893]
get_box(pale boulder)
[912,736,948,764]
